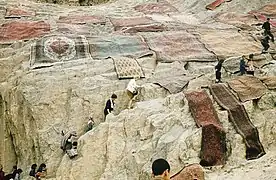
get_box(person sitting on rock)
[152,158,171,180]
[104,94,117,119]
[262,18,274,42]
[29,164,37,177]
[126,77,140,109]
[215,59,224,83]
[261,36,270,53]
[35,163,47,180]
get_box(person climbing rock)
[61,131,78,158]
[246,54,255,76]
[215,59,224,83]
[104,94,117,119]
[29,164,37,177]
[35,163,47,179]
[0,164,4,180]
[239,55,247,75]
[262,18,274,42]
[152,158,171,180]
[86,117,95,132]
[261,36,270,53]
[13,169,22,180]
[126,77,140,109]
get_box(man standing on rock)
[262,18,274,42]
[215,59,224,83]
[104,94,117,119]
[239,55,247,75]
[152,159,171,180]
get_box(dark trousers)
[215,70,221,82]
[265,30,274,42]
[261,41,270,51]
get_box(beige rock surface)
[0,0,276,180]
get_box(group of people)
[29,163,47,179]
[0,165,23,180]
[215,53,255,83]
[0,163,47,180]
[261,18,274,53]
[103,77,140,119]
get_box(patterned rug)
[227,76,266,102]
[142,31,215,62]
[209,84,266,160]
[171,164,204,180]
[185,90,226,166]
[185,91,223,127]
[112,56,145,79]
[30,35,91,68]
[134,1,178,14]
[200,124,226,166]
[206,0,232,10]
[87,35,152,59]
[260,76,276,90]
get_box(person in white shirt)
[126,77,140,109]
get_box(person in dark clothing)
[215,59,224,83]
[0,164,5,180]
[239,55,247,75]
[36,163,47,179]
[262,18,274,42]
[29,164,37,177]
[14,169,22,180]
[11,165,17,179]
[104,94,117,119]
[261,36,270,53]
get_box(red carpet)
[185,90,226,166]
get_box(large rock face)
[1,0,276,180]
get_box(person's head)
[17,169,23,174]
[249,54,254,60]
[31,164,37,169]
[267,18,270,22]
[38,163,46,172]
[13,165,17,170]
[111,94,117,101]
[0,164,3,171]
[217,58,224,65]
[152,158,170,180]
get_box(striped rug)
[209,83,266,160]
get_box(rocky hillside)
[0,0,276,179]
